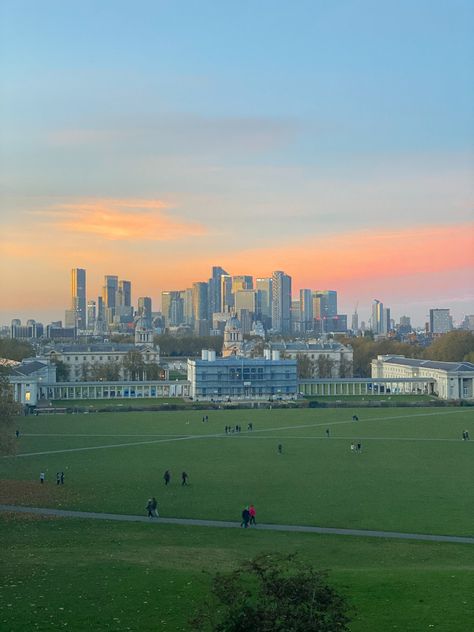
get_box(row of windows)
[61,354,157,362]
[199,386,294,396]
[199,368,295,381]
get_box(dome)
[224,315,241,331]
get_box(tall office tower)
[385,308,391,333]
[372,299,387,335]
[208,266,228,317]
[234,289,257,314]
[272,271,292,333]
[102,275,118,323]
[314,290,337,318]
[220,274,234,311]
[256,277,272,325]
[232,275,253,293]
[161,291,176,327]
[71,268,86,329]
[103,275,118,308]
[97,296,104,320]
[137,297,152,328]
[118,280,131,307]
[429,309,452,334]
[170,293,184,326]
[291,300,301,333]
[87,300,96,331]
[351,310,359,332]
[193,282,209,335]
[299,289,313,332]
[183,288,194,325]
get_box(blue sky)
[1,0,473,325]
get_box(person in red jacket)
[249,504,256,526]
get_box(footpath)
[1,504,473,545]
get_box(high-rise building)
[162,291,184,327]
[208,266,228,317]
[220,275,234,311]
[256,277,272,326]
[118,280,131,307]
[429,309,452,334]
[71,268,86,329]
[313,290,337,318]
[137,297,152,328]
[232,275,253,293]
[87,300,96,331]
[103,275,118,308]
[234,290,257,314]
[193,282,209,334]
[272,271,292,333]
[183,289,194,326]
[372,299,388,335]
[299,289,313,332]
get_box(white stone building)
[269,339,353,377]
[371,355,474,400]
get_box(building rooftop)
[48,344,154,353]
[382,356,474,372]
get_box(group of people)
[39,471,65,484]
[350,442,362,453]
[225,425,244,434]
[462,430,470,440]
[163,470,189,486]
[241,504,257,528]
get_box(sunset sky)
[1,1,473,326]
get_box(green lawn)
[2,406,474,630]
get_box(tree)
[51,359,70,382]
[0,367,21,456]
[90,361,121,381]
[144,362,165,380]
[316,355,335,378]
[122,350,145,381]
[0,339,34,362]
[190,553,351,632]
[338,356,353,378]
[424,331,474,363]
[296,353,315,378]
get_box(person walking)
[60,472,64,485]
[40,472,45,484]
[151,497,159,517]
[56,472,61,486]
[241,506,250,528]
[326,428,330,437]
[146,498,154,518]
[181,471,189,486]
[164,470,171,485]
[249,504,256,526]
[278,443,283,454]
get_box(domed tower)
[134,317,154,347]
[222,315,243,357]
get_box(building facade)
[371,355,474,400]
[188,350,298,400]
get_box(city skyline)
[1,2,473,325]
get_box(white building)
[371,355,474,400]
[269,339,353,377]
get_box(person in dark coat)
[164,470,171,485]
[181,471,189,486]
[241,506,250,528]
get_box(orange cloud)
[33,198,206,241]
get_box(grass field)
[2,406,474,630]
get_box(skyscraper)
[208,266,228,317]
[429,309,452,334]
[256,277,272,326]
[71,268,86,329]
[137,296,152,328]
[272,271,292,333]
[118,280,131,307]
[299,289,313,332]
[220,274,234,311]
[372,299,388,335]
[193,282,209,334]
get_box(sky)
[1,0,473,327]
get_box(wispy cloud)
[32,198,207,241]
